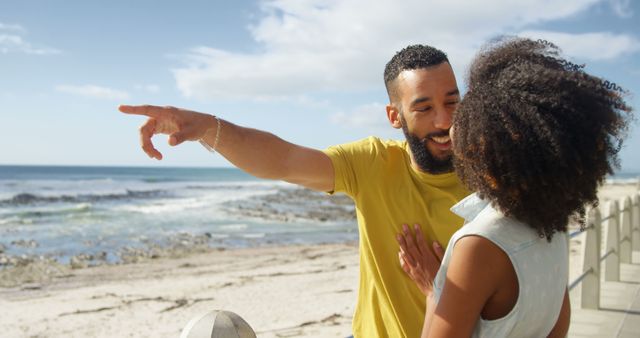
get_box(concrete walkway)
[569,251,640,338]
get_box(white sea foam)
[116,197,212,214]
[242,233,266,239]
[219,224,248,231]
[0,216,20,225]
[113,184,286,216]
[606,177,640,185]
[1,179,128,198]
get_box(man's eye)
[446,101,459,106]
[416,107,432,112]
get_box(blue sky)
[1,0,639,171]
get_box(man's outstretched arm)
[119,104,335,192]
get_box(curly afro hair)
[384,44,449,101]
[453,37,633,240]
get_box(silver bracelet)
[199,116,222,153]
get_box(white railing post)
[620,197,632,263]
[604,201,620,282]
[581,207,601,309]
[632,193,640,252]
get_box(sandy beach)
[0,243,359,338]
[0,182,637,338]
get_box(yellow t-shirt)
[324,137,469,338]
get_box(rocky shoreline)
[3,182,636,289]
[220,187,356,223]
[0,187,357,288]
[0,232,224,288]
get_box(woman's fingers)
[413,224,430,256]
[396,231,416,267]
[396,223,445,295]
[399,252,412,275]
[432,241,445,262]
[402,224,420,264]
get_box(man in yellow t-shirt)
[324,136,468,337]
[120,45,469,337]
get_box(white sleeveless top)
[433,193,568,337]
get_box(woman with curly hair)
[397,37,632,337]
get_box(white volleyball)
[181,310,256,338]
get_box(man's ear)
[387,104,402,129]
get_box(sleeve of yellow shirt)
[322,137,378,197]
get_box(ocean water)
[0,165,358,265]
[1,165,636,266]
[607,171,640,184]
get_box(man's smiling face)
[390,62,460,173]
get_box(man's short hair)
[384,45,449,101]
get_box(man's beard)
[401,116,453,174]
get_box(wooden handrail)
[568,190,640,309]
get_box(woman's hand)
[396,224,444,295]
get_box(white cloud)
[609,0,634,18]
[0,34,61,55]
[0,22,25,32]
[173,0,627,100]
[330,102,391,133]
[0,22,60,55]
[518,30,640,61]
[55,85,130,100]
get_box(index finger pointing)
[119,104,165,118]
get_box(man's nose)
[434,106,452,130]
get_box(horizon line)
[1,163,639,174]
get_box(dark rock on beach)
[117,232,215,264]
[11,239,39,248]
[221,187,356,223]
[69,252,108,269]
[0,254,70,288]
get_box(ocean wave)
[115,197,212,214]
[142,178,168,183]
[0,189,169,206]
[606,177,640,185]
[242,233,265,239]
[13,203,93,219]
[219,224,249,231]
[0,203,97,225]
[185,181,292,191]
[0,216,21,225]
[0,216,34,225]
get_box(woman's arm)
[422,291,438,336]
[547,289,570,338]
[422,235,512,337]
